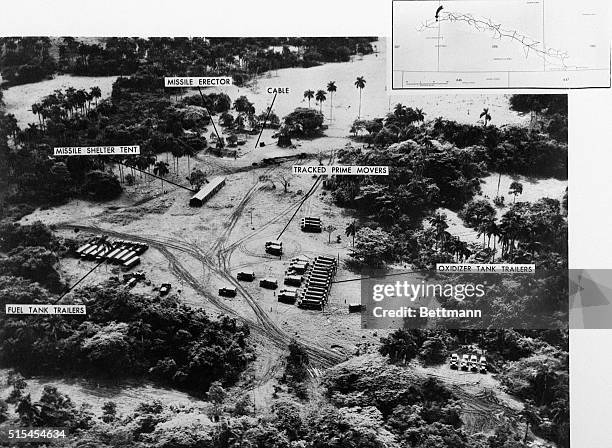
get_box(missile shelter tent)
[190,176,226,207]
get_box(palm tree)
[495,172,502,199]
[75,89,88,114]
[326,81,337,120]
[484,218,500,258]
[480,107,491,127]
[171,145,184,174]
[415,108,425,123]
[90,86,102,107]
[315,90,327,114]
[153,161,170,193]
[31,102,43,128]
[303,90,314,108]
[324,224,337,243]
[135,154,155,182]
[428,212,448,249]
[345,221,357,246]
[509,181,523,202]
[183,145,195,173]
[476,222,489,249]
[354,76,366,118]
[65,87,77,117]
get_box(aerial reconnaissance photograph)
[0,37,568,447]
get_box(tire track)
[55,155,344,368]
[56,222,344,367]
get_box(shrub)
[458,199,496,228]
[82,171,122,200]
[282,108,325,137]
[419,336,448,365]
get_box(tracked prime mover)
[297,255,338,310]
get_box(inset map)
[392,0,610,89]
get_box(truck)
[470,354,479,372]
[287,262,308,274]
[278,288,298,303]
[265,240,283,255]
[260,278,279,289]
[479,356,488,373]
[219,286,237,297]
[450,353,459,370]
[460,354,470,371]
[291,256,310,265]
[283,275,302,286]
[348,303,364,313]
[237,271,256,281]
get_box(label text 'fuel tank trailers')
[189,176,226,207]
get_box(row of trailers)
[75,239,149,270]
[296,256,338,310]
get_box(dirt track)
[55,168,346,369]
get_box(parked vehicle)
[112,249,130,263]
[460,354,470,371]
[470,354,479,372]
[479,356,488,373]
[106,248,122,260]
[265,243,283,255]
[284,275,302,286]
[118,250,137,263]
[288,262,308,274]
[265,240,282,247]
[237,271,256,281]
[122,256,141,271]
[75,242,93,255]
[219,286,237,297]
[291,256,310,265]
[348,303,364,313]
[259,278,278,289]
[278,288,298,303]
[450,353,459,370]
[301,217,322,232]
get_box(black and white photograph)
[0,1,609,446]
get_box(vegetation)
[354,76,366,118]
[509,94,568,143]
[0,346,563,448]
[326,80,337,120]
[0,276,252,392]
[379,329,569,446]
[0,222,252,394]
[335,95,569,446]
[334,96,567,269]
[1,37,376,87]
[280,107,325,138]
[0,37,55,86]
